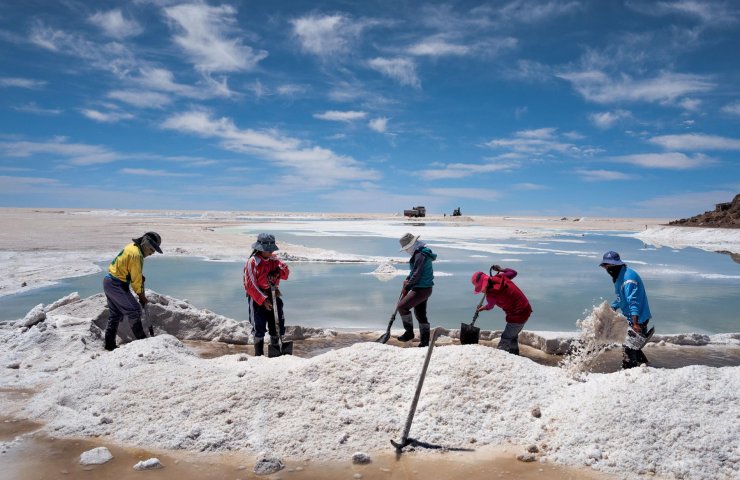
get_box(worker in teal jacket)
[396,233,437,347]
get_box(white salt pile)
[1,293,738,480]
[365,262,406,281]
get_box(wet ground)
[2,417,611,480]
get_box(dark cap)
[600,250,624,267]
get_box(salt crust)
[1,293,738,479]
[79,446,113,465]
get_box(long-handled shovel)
[267,283,293,357]
[460,296,485,345]
[376,292,405,344]
[391,327,441,453]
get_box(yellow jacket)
[108,242,145,294]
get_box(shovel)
[391,327,441,453]
[376,292,405,344]
[267,283,293,357]
[460,266,497,345]
[460,296,486,345]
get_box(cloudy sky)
[1,0,738,217]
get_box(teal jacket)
[406,246,437,289]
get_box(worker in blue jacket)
[396,233,437,347]
[600,251,654,368]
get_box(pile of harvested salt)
[1,293,738,480]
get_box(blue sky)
[1,0,738,217]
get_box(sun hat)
[599,251,625,267]
[133,231,162,254]
[399,233,420,251]
[252,233,279,253]
[471,271,490,293]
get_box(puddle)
[2,429,613,480]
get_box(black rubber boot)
[622,347,640,369]
[104,320,118,351]
[254,339,264,357]
[130,319,148,340]
[396,314,415,342]
[270,336,279,346]
[418,323,430,347]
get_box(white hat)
[399,233,420,251]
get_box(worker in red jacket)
[471,265,533,355]
[243,233,290,356]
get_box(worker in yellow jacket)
[103,232,162,350]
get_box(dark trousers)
[397,287,432,324]
[103,275,146,347]
[248,296,285,340]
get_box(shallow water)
[1,222,738,335]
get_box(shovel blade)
[460,322,480,345]
[376,331,391,344]
[268,341,293,357]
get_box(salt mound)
[365,262,406,281]
[2,293,739,480]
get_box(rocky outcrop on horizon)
[669,194,740,228]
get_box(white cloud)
[649,133,740,151]
[80,109,134,123]
[163,3,267,72]
[12,103,62,115]
[29,23,138,74]
[574,169,633,181]
[427,187,503,200]
[119,168,197,177]
[614,152,714,169]
[636,190,738,217]
[721,101,740,115]
[557,70,714,104]
[0,77,46,88]
[484,128,588,156]
[161,110,379,188]
[512,182,547,190]
[497,0,581,23]
[88,9,142,39]
[291,14,365,58]
[313,110,368,122]
[276,84,308,97]
[678,97,702,111]
[369,117,389,133]
[368,57,421,88]
[589,109,632,129]
[626,0,738,26]
[407,38,470,56]
[0,138,122,165]
[132,67,232,99]
[0,175,62,193]
[420,161,518,180]
[108,90,172,108]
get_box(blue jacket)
[611,266,652,325]
[406,246,436,289]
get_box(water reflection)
[1,232,738,335]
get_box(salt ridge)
[1,293,738,479]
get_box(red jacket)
[479,269,532,324]
[243,255,289,305]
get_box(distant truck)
[452,207,461,216]
[404,206,426,218]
